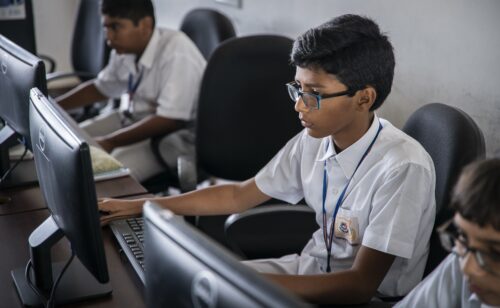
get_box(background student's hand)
[98,198,143,226]
[95,136,115,153]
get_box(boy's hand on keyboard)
[98,198,143,226]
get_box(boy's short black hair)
[291,14,395,110]
[101,0,155,27]
[451,158,500,230]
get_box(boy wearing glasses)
[396,158,500,308]
[99,14,436,304]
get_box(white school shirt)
[255,115,436,297]
[395,254,499,308]
[94,28,206,122]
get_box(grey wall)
[155,0,500,156]
[34,0,500,156]
[33,0,79,79]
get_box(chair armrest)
[39,54,56,73]
[177,155,198,193]
[46,71,96,82]
[224,204,317,259]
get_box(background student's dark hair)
[450,158,500,230]
[101,0,156,27]
[291,14,395,110]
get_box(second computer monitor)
[0,34,47,148]
[0,34,47,187]
[11,88,110,306]
[144,201,309,308]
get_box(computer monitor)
[143,201,310,308]
[0,34,47,187]
[11,88,111,306]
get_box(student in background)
[396,158,500,308]
[56,0,206,182]
[99,14,436,305]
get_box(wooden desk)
[1,208,148,307]
[0,176,147,216]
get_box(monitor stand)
[0,125,38,197]
[0,125,17,205]
[0,124,16,179]
[11,216,112,307]
[2,159,38,188]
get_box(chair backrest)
[71,0,110,81]
[180,8,236,60]
[402,102,485,275]
[194,35,302,246]
[196,35,302,181]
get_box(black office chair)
[180,8,236,60]
[167,35,303,247]
[142,8,236,194]
[224,103,486,267]
[225,205,316,259]
[46,0,110,121]
[402,102,485,276]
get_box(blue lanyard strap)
[127,68,144,97]
[321,120,383,272]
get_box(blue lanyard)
[321,120,383,272]
[127,68,144,99]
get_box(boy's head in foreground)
[441,158,500,305]
[288,14,395,141]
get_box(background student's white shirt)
[94,28,206,122]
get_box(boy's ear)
[357,86,377,111]
[138,16,154,32]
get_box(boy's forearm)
[100,115,183,149]
[266,270,374,305]
[154,179,270,216]
[265,246,395,305]
[56,80,107,110]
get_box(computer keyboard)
[109,217,145,284]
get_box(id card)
[334,215,360,245]
[120,93,132,113]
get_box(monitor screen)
[11,88,110,306]
[143,202,309,308]
[0,34,47,148]
[0,34,47,187]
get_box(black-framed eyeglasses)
[286,81,353,110]
[438,219,500,276]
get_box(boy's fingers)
[100,212,139,226]
[98,201,114,212]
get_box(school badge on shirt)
[334,215,360,244]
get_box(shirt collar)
[137,28,160,69]
[317,114,381,179]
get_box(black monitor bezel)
[144,202,308,308]
[0,34,47,148]
[29,87,108,283]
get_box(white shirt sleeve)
[255,131,306,204]
[155,36,205,120]
[362,161,435,258]
[394,254,463,308]
[94,50,128,98]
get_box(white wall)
[34,0,500,156]
[33,0,79,75]
[155,0,500,156]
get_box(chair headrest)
[403,102,485,218]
